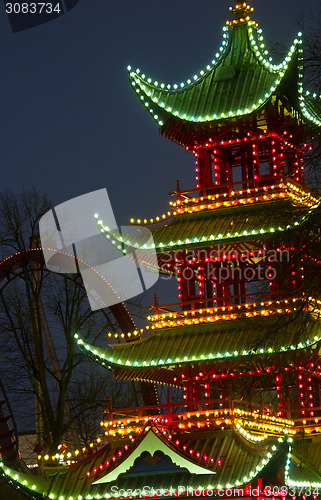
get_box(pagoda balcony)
[146,294,319,332]
[129,179,318,227]
[101,396,295,440]
[167,179,318,219]
[101,397,321,440]
[75,294,321,386]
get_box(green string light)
[74,332,321,370]
[128,22,302,125]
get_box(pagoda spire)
[227,1,257,27]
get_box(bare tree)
[0,188,136,455]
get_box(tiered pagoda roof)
[128,2,321,148]
[95,181,320,257]
[76,303,321,384]
[0,427,294,499]
[80,180,321,383]
[3,2,321,499]
[151,196,317,253]
[3,426,321,498]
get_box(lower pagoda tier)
[75,299,321,384]
[3,426,321,500]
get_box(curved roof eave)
[128,22,302,128]
[300,93,321,128]
[74,313,321,372]
[0,434,287,498]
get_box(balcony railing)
[146,295,307,331]
[101,397,321,438]
[171,178,284,203]
[100,397,295,438]
[130,178,318,227]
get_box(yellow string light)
[129,181,319,226]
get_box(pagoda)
[2,2,321,499]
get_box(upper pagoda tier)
[128,2,320,148]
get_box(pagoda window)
[209,381,224,409]
[258,141,271,178]
[229,147,244,191]
[209,262,245,307]
[283,151,301,181]
[214,279,245,307]
[194,280,201,298]
[245,279,270,304]
[218,145,255,193]
[181,268,196,297]
[232,163,243,190]
[210,151,220,186]
[284,156,291,175]
[209,262,272,307]
[181,265,205,310]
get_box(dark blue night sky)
[0,0,319,304]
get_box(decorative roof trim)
[95,199,317,255]
[74,326,321,371]
[93,428,216,485]
[0,437,285,496]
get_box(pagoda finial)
[226,1,257,27]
